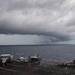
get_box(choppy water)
[0,45,75,61]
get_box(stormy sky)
[0,0,75,45]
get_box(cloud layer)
[0,0,75,44]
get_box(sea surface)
[0,45,75,62]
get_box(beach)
[0,59,75,75]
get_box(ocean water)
[0,45,75,62]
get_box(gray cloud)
[0,0,65,11]
[0,0,75,44]
[0,20,71,42]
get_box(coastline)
[0,59,75,75]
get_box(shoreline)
[0,59,75,75]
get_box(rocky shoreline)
[0,59,75,75]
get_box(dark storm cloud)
[0,21,71,42]
[0,0,75,43]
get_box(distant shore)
[0,44,75,46]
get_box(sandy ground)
[0,59,75,75]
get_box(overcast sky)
[0,0,75,45]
